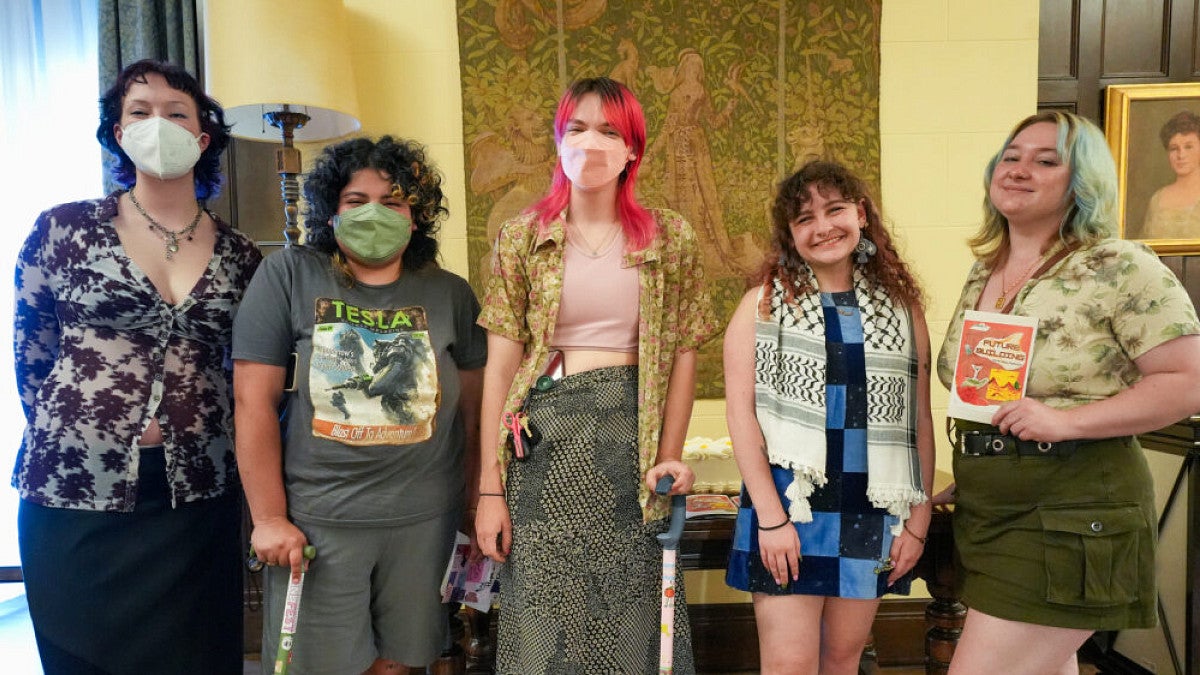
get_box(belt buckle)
[958,430,986,456]
[958,431,1016,456]
[957,430,971,454]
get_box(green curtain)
[98,0,198,192]
[99,0,198,84]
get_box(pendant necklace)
[128,188,203,261]
[994,253,1046,310]
[569,221,621,258]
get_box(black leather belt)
[956,431,1078,457]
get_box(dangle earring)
[854,234,877,264]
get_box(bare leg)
[754,594,824,675]
[948,608,1089,675]
[818,597,884,675]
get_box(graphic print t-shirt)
[310,301,439,445]
[232,248,487,525]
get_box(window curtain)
[0,0,100,569]
[98,0,198,84]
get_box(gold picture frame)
[1105,83,1200,255]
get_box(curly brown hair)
[303,136,447,273]
[757,160,923,317]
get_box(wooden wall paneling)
[1038,0,1081,112]
[1176,0,1200,78]
[1076,0,1105,121]
[1100,0,1169,79]
[1182,256,1200,305]
[1039,1,1200,129]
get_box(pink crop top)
[551,231,640,352]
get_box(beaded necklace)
[128,188,203,261]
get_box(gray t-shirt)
[232,247,487,526]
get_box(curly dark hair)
[1160,110,1200,148]
[303,136,447,272]
[97,60,230,200]
[758,160,924,315]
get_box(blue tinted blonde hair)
[971,111,1116,266]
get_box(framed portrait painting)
[1106,83,1200,255]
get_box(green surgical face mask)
[333,202,413,264]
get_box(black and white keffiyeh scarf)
[754,267,925,533]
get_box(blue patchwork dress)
[725,291,911,599]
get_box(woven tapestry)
[458,0,881,398]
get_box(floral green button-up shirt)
[479,208,717,520]
[937,239,1200,410]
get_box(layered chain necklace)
[128,188,203,261]
[568,221,621,258]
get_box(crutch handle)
[654,476,687,550]
[247,544,317,572]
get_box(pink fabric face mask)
[559,131,631,189]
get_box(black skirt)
[18,446,243,674]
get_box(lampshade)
[202,0,361,141]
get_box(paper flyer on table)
[947,310,1038,424]
[439,531,500,612]
[684,494,738,519]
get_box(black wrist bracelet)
[758,517,791,531]
[904,522,927,544]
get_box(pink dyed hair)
[527,77,657,250]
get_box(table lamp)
[202,0,361,245]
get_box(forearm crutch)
[654,476,687,675]
[248,545,318,675]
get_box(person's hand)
[992,398,1076,442]
[475,496,512,563]
[930,482,956,513]
[757,519,801,586]
[250,516,310,582]
[645,460,694,495]
[887,526,925,586]
[462,508,483,563]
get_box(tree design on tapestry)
[458,0,881,398]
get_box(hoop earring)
[854,235,877,264]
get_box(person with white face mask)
[233,136,486,674]
[476,77,716,674]
[13,60,262,674]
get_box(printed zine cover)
[948,310,1038,424]
[685,494,738,519]
[440,532,500,612]
[308,300,440,445]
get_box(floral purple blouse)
[13,192,262,511]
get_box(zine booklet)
[947,310,1038,424]
[440,532,500,612]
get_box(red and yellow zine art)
[948,310,1038,424]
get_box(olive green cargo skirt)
[951,423,1156,630]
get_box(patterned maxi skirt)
[496,365,696,674]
